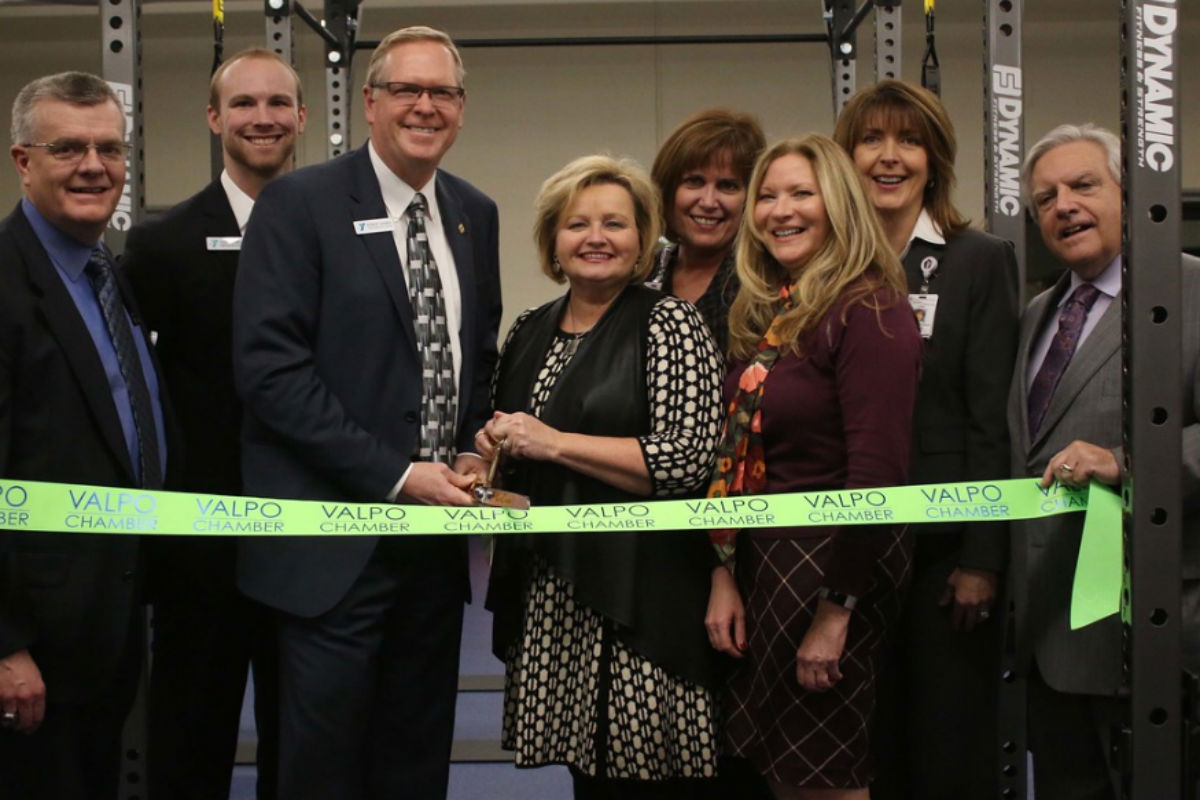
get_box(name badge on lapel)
[206,236,242,251]
[353,218,396,236]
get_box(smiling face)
[851,117,929,223]
[208,56,305,187]
[364,39,464,188]
[11,98,125,244]
[752,153,830,278]
[1030,139,1122,280]
[670,153,746,259]
[554,182,641,293]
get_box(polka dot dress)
[498,295,723,780]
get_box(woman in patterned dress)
[704,134,922,799]
[478,155,725,799]
[648,108,765,354]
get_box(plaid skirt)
[725,530,911,788]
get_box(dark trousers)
[148,579,279,800]
[871,548,1003,800]
[1027,665,1122,800]
[0,616,140,800]
[275,537,466,800]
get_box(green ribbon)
[0,477,1121,629]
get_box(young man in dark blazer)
[232,26,501,800]
[1010,123,1200,800]
[122,48,305,800]
[1,71,172,799]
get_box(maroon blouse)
[725,286,922,597]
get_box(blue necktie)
[85,247,162,487]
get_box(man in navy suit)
[232,26,501,800]
[0,71,171,799]
[123,48,305,800]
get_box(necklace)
[562,303,591,359]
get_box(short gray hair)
[11,71,123,146]
[1021,123,1120,215]
[364,26,465,91]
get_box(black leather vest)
[486,284,717,687]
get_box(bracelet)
[818,587,859,611]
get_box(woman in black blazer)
[833,80,1020,800]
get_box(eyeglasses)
[369,82,464,107]
[22,140,128,163]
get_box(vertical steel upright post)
[982,0,1025,293]
[101,4,148,796]
[101,0,144,255]
[874,0,901,82]
[322,0,358,159]
[265,0,294,63]
[828,0,857,117]
[1119,0,1183,797]
[983,4,1027,796]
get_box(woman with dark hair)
[650,108,766,353]
[705,134,922,799]
[480,155,725,799]
[833,79,1019,799]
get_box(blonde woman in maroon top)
[705,134,921,799]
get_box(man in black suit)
[0,71,171,799]
[232,26,501,800]
[122,48,304,800]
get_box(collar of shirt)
[21,197,98,281]
[368,140,442,228]
[1062,254,1122,307]
[899,208,945,259]
[220,170,256,233]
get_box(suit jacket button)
[404,411,418,424]
[121,570,135,582]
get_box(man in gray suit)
[1009,123,1200,800]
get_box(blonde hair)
[727,133,906,360]
[365,26,465,89]
[209,48,303,109]
[532,154,662,285]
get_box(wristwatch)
[818,586,859,611]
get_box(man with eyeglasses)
[233,26,500,800]
[121,48,304,800]
[1,71,172,799]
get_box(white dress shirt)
[220,170,256,233]
[900,207,946,259]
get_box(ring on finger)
[1059,463,1074,473]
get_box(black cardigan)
[485,284,719,688]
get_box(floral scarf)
[707,283,796,566]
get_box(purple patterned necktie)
[1027,282,1102,439]
[85,247,162,487]
[405,193,457,464]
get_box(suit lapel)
[436,176,475,429]
[12,209,136,481]
[200,180,240,237]
[347,148,418,351]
